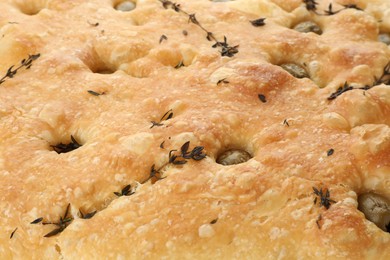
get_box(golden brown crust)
[0,0,390,258]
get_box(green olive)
[280,63,309,79]
[216,149,252,165]
[358,192,390,232]
[378,33,390,45]
[293,21,322,35]
[115,1,135,12]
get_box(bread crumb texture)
[0,0,389,259]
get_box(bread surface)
[0,0,389,258]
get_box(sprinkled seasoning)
[327,149,334,156]
[283,119,290,126]
[258,94,267,103]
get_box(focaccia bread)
[0,0,389,258]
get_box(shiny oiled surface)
[0,0,389,259]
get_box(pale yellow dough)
[0,0,389,259]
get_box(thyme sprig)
[30,203,73,237]
[159,0,239,57]
[313,187,336,209]
[327,82,354,100]
[0,54,40,85]
[328,62,390,100]
[373,61,390,86]
[303,0,361,16]
[141,141,206,184]
[140,164,166,184]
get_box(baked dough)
[0,0,389,258]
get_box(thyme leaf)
[52,135,82,154]
[250,18,266,27]
[114,184,134,197]
[79,209,97,219]
[10,228,18,239]
[313,187,336,209]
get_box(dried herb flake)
[10,228,18,239]
[217,78,229,85]
[114,184,134,197]
[87,90,104,96]
[30,217,43,224]
[258,94,267,103]
[210,218,218,224]
[159,34,168,44]
[52,135,82,154]
[150,109,173,128]
[79,209,97,219]
[250,18,266,27]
